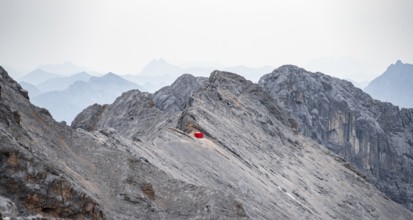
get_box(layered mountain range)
[1,65,412,219]
[123,58,274,92]
[29,73,144,123]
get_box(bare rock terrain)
[1,65,412,219]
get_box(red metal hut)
[194,132,204,138]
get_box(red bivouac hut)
[194,132,204,139]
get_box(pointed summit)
[37,61,93,76]
[140,58,183,77]
[396,60,403,65]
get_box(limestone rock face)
[259,65,413,211]
[2,65,413,219]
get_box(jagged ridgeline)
[1,66,413,219]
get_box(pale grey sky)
[1,0,412,81]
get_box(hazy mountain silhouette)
[123,58,197,92]
[31,73,144,123]
[19,81,41,98]
[19,69,62,85]
[124,58,274,92]
[140,58,184,77]
[36,72,92,92]
[37,61,99,76]
[365,60,413,108]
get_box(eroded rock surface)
[2,65,413,219]
[73,69,413,219]
[259,65,413,211]
[0,67,253,219]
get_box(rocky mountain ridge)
[1,66,253,219]
[259,65,413,211]
[73,69,412,219]
[1,65,413,219]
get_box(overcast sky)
[1,0,412,81]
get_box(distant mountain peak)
[90,72,126,83]
[103,72,118,77]
[19,69,62,85]
[143,58,172,68]
[139,59,184,77]
[365,60,413,108]
[396,59,403,65]
[153,58,168,64]
[36,61,95,76]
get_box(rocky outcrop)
[72,74,208,141]
[153,74,207,113]
[71,90,171,142]
[259,65,413,211]
[2,65,413,219]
